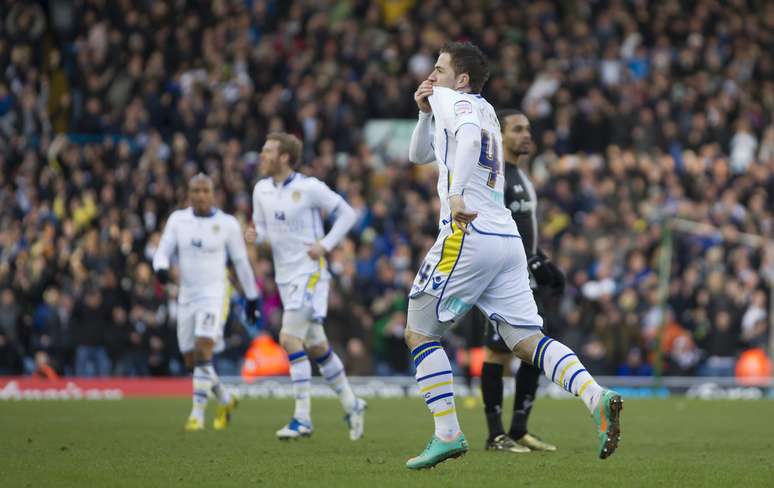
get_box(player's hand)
[245,298,261,323]
[156,269,170,285]
[244,223,257,243]
[307,242,327,260]
[528,250,565,294]
[414,80,433,113]
[449,194,478,234]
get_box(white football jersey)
[251,173,344,284]
[428,86,519,236]
[152,208,248,304]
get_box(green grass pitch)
[2,397,772,487]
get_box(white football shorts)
[278,271,330,323]
[409,223,543,330]
[177,296,229,354]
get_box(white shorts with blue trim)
[409,223,543,329]
[278,271,330,323]
[177,297,228,354]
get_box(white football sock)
[315,348,357,413]
[412,341,461,441]
[191,364,212,421]
[533,336,604,413]
[288,350,311,422]
[201,363,230,405]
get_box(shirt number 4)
[478,129,500,188]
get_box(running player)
[247,132,367,441]
[153,173,260,431]
[404,42,622,469]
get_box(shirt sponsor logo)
[454,100,473,116]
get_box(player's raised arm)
[408,80,435,164]
[152,213,177,283]
[447,122,482,199]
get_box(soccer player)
[247,132,367,441]
[153,173,260,432]
[479,110,565,453]
[405,42,622,469]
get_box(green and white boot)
[593,390,623,459]
[406,433,469,469]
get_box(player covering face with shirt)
[404,42,623,469]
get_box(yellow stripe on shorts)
[437,224,463,275]
[221,278,232,322]
[306,257,326,291]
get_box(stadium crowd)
[1,0,772,378]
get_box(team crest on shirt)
[454,100,473,116]
[212,224,220,233]
[292,190,301,202]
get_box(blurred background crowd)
[1,0,772,378]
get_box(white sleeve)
[310,178,345,215]
[428,87,480,134]
[319,200,356,252]
[152,214,177,271]
[310,179,356,252]
[251,185,268,244]
[225,218,259,299]
[408,111,435,164]
[448,123,482,197]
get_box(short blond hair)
[267,132,302,168]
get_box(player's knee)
[511,332,543,364]
[306,341,329,359]
[404,329,433,350]
[279,333,304,354]
[193,337,214,363]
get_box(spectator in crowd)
[71,287,111,377]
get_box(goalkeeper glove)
[528,250,565,294]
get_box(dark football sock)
[481,361,505,440]
[509,361,540,439]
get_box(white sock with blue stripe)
[191,364,212,422]
[412,341,461,441]
[533,336,603,413]
[201,363,230,405]
[315,348,357,413]
[288,351,312,423]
